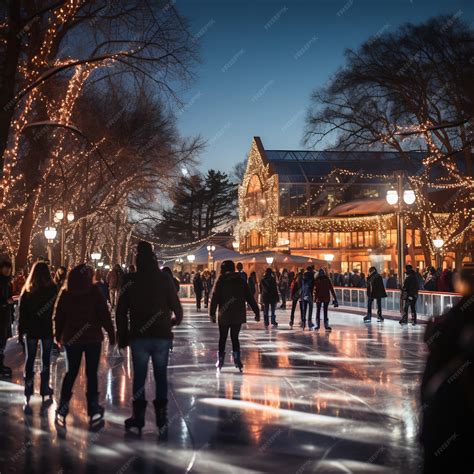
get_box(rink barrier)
[178,284,461,318]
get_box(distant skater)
[313,269,338,331]
[364,267,387,323]
[260,268,279,328]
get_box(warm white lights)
[187,254,195,263]
[403,189,416,205]
[266,256,274,265]
[433,238,444,249]
[91,252,101,261]
[324,254,335,262]
[386,189,399,205]
[44,226,57,241]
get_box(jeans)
[60,343,101,402]
[367,297,382,318]
[130,338,171,402]
[280,291,287,309]
[218,323,241,353]
[24,337,52,379]
[195,291,202,310]
[302,299,313,324]
[263,303,277,325]
[316,301,329,324]
[290,299,303,324]
[403,296,417,320]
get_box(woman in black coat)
[210,260,259,372]
[260,268,280,328]
[18,261,58,405]
[364,267,387,323]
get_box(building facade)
[236,137,460,275]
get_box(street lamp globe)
[403,189,416,205]
[67,211,75,222]
[98,261,104,268]
[433,238,444,249]
[386,189,399,205]
[232,241,240,250]
[91,252,101,261]
[266,256,274,265]
[187,254,195,263]
[324,254,335,262]
[104,264,110,270]
[207,245,216,252]
[54,209,64,221]
[44,226,57,241]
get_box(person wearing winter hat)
[116,241,183,434]
[210,260,259,372]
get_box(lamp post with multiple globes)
[432,237,444,269]
[54,208,75,266]
[207,245,216,271]
[43,226,57,263]
[386,171,416,286]
[91,251,102,269]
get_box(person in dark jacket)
[18,262,58,405]
[424,267,438,291]
[364,267,387,323]
[0,261,14,378]
[437,268,454,293]
[259,268,279,328]
[193,272,204,311]
[301,267,315,329]
[248,271,259,304]
[53,264,115,427]
[386,271,398,289]
[313,269,338,331]
[93,269,110,304]
[420,263,474,474]
[210,260,259,372]
[202,270,213,308]
[278,269,289,309]
[236,262,248,282]
[399,264,419,325]
[162,266,180,294]
[289,269,303,328]
[116,241,183,434]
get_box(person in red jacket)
[53,264,115,427]
[313,269,338,331]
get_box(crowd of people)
[0,247,473,472]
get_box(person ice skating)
[202,271,213,309]
[193,271,204,311]
[116,241,183,434]
[364,267,387,323]
[107,264,124,309]
[278,269,289,309]
[210,260,259,372]
[0,261,14,379]
[420,263,474,474]
[248,271,259,304]
[53,264,116,427]
[313,269,338,331]
[236,262,248,282]
[260,268,279,328]
[18,262,58,406]
[301,267,315,329]
[289,269,303,328]
[399,264,419,325]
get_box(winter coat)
[95,281,110,303]
[313,275,336,303]
[107,268,123,290]
[193,275,204,294]
[54,284,115,346]
[203,277,213,294]
[386,275,398,289]
[437,269,454,293]
[259,275,280,305]
[116,269,183,347]
[424,274,437,292]
[301,271,315,301]
[290,276,303,301]
[238,270,248,283]
[210,272,259,325]
[19,285,58,339]
[420,296,474,472]
[0,274,13,341]
[402,270,419,299]
[367,272,387,299]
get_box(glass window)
[290,185,307,216]
[279,185,290,216]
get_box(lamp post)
[44,226,58,263]
[432,237,444,269]
[324,253,335,272]
[187,254,195,271]
[207,244,216,271]
[54,208,75,266]
[91,251,101,268]
[386,171,416,286]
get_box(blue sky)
[176,0,473,174]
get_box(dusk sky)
[177,0,473,174]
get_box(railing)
[333,287,461,318]
[178,284,461,318]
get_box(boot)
[24,376,34,404]
[315,317,320,330]
[153,399,168,430]
[55,394,71,426]
[125,400,147,435]
[87,392,104,426]
[216,351,225,371]
[0,354,12,378]
[363,315,372,323]
[377,314,384,322]
[308,318,314,329]
[40,372,53,403]
[412,314,417,326]
[399,315,408,325]
[324,319,332,332]
[232,351,243,372]
[301,319,306,330]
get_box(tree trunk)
[15,191,40,269]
